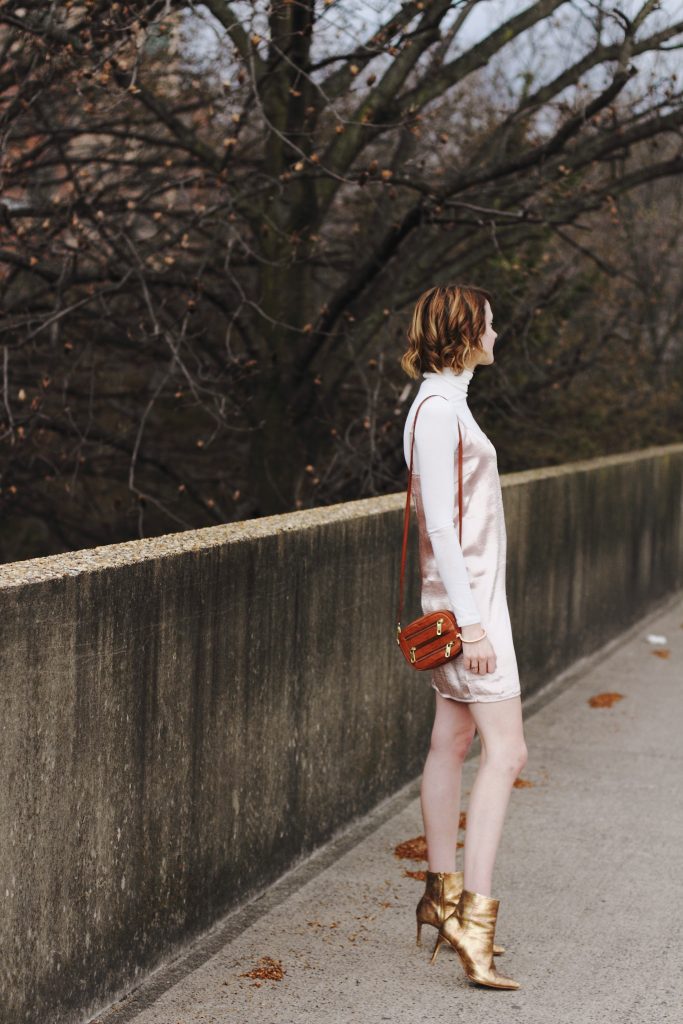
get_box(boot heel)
[416,919,423,946]
[429,931,445,965]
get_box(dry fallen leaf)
[239,956,285,981]
[651,648,670,659]
[394,835,427,861]
[513,777,535,788]
[588,692,624,708]
[404,869,426,881]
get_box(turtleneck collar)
[422,364,474,399]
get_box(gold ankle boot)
[415,871,505,959]
[431,888,520,989]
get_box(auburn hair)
[400,283,492,380]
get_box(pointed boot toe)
[434,889,520,990]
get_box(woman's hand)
[459,623,496,675]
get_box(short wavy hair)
[400,283,492,380]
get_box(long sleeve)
[412,397,482,627]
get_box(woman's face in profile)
[479,300,498,363]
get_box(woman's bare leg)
[421,690,477,871]
[463,694,527,895]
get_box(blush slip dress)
[402,367,521,703]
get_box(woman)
[401,284,528,991]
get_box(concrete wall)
[1,442,682,1024]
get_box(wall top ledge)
[1,442,681,591]
[500,441,683,488]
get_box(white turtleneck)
[402,365,482,627]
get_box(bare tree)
[1,1,682,557]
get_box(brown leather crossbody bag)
[396,394,465,670]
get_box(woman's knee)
[487,739,528,777]
[429,722,476,762]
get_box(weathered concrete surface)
[92,590,683,1024]
[503,444,683,691]
[0,442,681,1024]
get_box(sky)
[182,1,683,113]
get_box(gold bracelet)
[457,628,487,643]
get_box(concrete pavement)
[92,591,683,1024]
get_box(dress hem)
[432,683,521,704]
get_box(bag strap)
[397,395,463,630]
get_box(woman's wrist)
[460,622,485,641]
[458,618,481,634]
